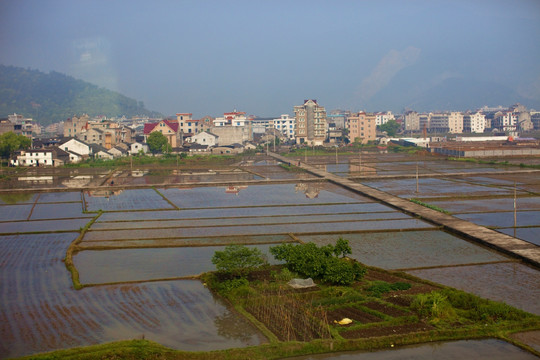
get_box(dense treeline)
[0,65,162,125]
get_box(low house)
[191,131,218,147]
[188,143,209,153]
[129,141,149,155]
[211,144,244,155]
[90,144,114,160]
[10,147,70,167]
[108,146,127,158]
[66,150,84,164]
[59,138,92,157]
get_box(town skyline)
[1,0,540,118]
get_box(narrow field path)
[269,152,540,268]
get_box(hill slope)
[0,65,162,125]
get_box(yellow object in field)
[334,318,353,325]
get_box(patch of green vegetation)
[409,198,451,214]
[278,162,305,172]
[212,244,267,278]
[63,153,239,168]
[270,239,366,286]
[368,281,412,297]
[448,157,512,166]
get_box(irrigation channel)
[0,152,539,358]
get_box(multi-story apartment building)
[176,113,200,134]
[404,111,420,131]
[448,112,464,134]
[45,122,64,135]
[327,110,349,129]
[419,113,431,132]
[346,111,376,144]
[199,116,214,133]
[429,112,463,134]
[271,114,295,140]
[375,111,394,126]
[63,114,90,138]
[493,111,518,132]
[463,112,486,133]
[8,113,34,139]
[213,111,249,127]
[294,99,327,146]
[429,113,449,133]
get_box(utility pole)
[416,162,419,193]
[514,181,517,238]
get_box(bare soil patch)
[327,307,382,325]
[363,301,409,317]
[341,322,434,339]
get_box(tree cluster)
[0,132,31,158]
[270,238,366,285]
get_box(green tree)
[0,132,31,158]
[270,239,366,285]
[334,237,352,258]
[378,120,401,137]
[146,131,168,154]
[212,245,267,278]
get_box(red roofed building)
[143,119,182,148]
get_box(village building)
[143,119,182,148]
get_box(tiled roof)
[144,120,179,134]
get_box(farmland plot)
[0,232,266,358]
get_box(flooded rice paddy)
[1,153,539,358]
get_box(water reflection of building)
[62,175,93,188]
[86,189,124,198]
[131,170,148,177]
[295,182,322,198]
[225,185,248,195]
[17,176,54,184]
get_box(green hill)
[0,65,162,126]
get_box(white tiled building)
[463,112,486,133]
[271,114,295,140]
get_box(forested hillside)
[0,65,162,125]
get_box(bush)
[270,239,366,286]
[212,245,267,278]
[215,278,250,293]
[441,288,530,322]
[412,291,455,320]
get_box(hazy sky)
[1,0,539,117]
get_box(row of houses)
[404,104,538,134]
[10,138,149,167]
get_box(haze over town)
[1,0,540,118]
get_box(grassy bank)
[63,153,238,168]
[409,198,451,214]
[64,211,102,290]
[448,157,540,169]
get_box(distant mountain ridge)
[0,65,162,126]
[366,69,540,113]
